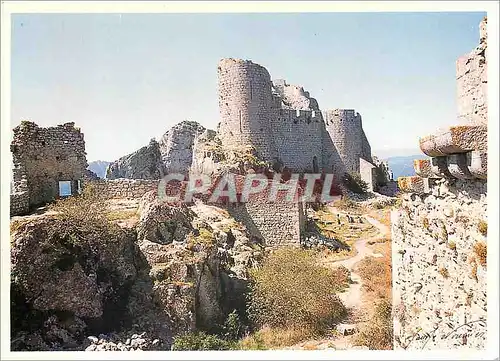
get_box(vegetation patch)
[248,247,347,334]
[473,241,487,267]
[353,299,393,350]
[477,220,487,236]
[342,172,368,194]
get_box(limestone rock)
[106,138,165,180]
[158,120,206,175]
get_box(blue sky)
[11,12,486,161]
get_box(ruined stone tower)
[217,58,278,162]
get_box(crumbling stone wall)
[10,121,87,213]
[392,178,487,350]
[392,17,488,350]
[227,191,306,246]
[106,139,165,180]
[90,179,160,200]
[457,17,487,125]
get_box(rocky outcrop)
[106,139,165,180]
[87,160,111,179]
[105,121,208,180]
[10,217,139,350]
[10,191,262,351]
[158,121,206,175]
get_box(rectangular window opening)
[58,180,72,197]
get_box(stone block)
[413,159,435,178]
[397,176,430,194]
[419,125,487,157]
[431,157,453,178]
[447,153,474,180]
[467,151,487,179]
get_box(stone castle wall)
[217,58,374,178]
[217,59,278,162]
[457,17,487,125]
[10,121,87,212]
[392,179,487,350]
[392,17,488,350]
[227,192,306,246]
[271,109,325,173]
[90,179,160,200]
[323,109,365,174]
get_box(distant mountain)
[385,155,429,179]
[87,160,111,179]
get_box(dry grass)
[248,247,347,333]
[238,326,315,350]
[10,219,31,235]
[352,299,393,350]
[473,242,487,266]
[355,254,392,300]
[478,220,487,236]
[438,267,449,278]
[332,198,365,215]
[106,209,139,221]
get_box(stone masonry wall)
[217,58,278,162]
[89,179,160,200]
[323,109,364,174]
[11,121,87,210]
[271,108,325,173]
[457,17,487,125]
[227,198,305,246]
[392,179,487,350]
[217,58,376,180]
[10,191,30,217]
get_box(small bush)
[447,241,456,250]
[342,172,368,194]
[356,256,392,299]
[238,326,313,350]
[439,267,449,278]
[473,242,487,267]
[422,217,430,230]
[222,310,244,341]
[172,332,234,351]
[353,299,393,350]
[478,220,487,236]
[48,183,109,227]
[248,247,346,333]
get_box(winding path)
[286,208,390,350]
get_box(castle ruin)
[10,121,88,216]
[217,58,376,185]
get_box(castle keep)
[217,58,376,183]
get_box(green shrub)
[172,332,235,351]
[248,247,346,333]
[221,310,244,341]
[342,172,368,194]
